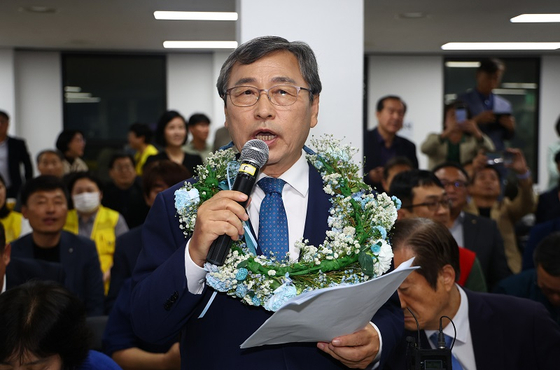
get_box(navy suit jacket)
[6,136,33,198]
[363,127,418,189]
[131,164,403,369]
[11,231,105,316]
[106,226,143,313]
[385,289,560,370]
[462,212,511,289]
[6,256,66,289]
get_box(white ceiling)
[0,0,559,54]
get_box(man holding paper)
[130,36,403,369]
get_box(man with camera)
[464,149,536,274]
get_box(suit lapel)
[462,213,477,250]
[59,232,76,288]
[303,163,331,248]
[466,290,504,370]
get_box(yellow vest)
[135,144,159,175]
[64,206,119,293]
[0,211,23,244]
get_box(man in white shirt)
[386,218,560,370]
[130,36,403,370]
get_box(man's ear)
[440,264,456,291]
[21,205,29,220]
[2,243,11,266]
[397,208,411,220]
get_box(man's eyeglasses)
[224,85,312,107]
[440,180,467,189]
[403,198,451,212]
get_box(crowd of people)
[1,39,559,370]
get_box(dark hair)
[36,149,64,165]
[556,115,560,137]
[432,162,470,182]
[129,122,153,144]
[383,156,414,181]
[0,110,9,121]
[389,169,443,207]
[142,159,190,198]
[187,113,211,127]
[534,232,560,276]
[390,218,461,289]
[55,130,84,154]
[478,58,505,74]
[216,36,322,104]
[0,175,9,218]
[376,95,407,114]
[154,110,187,147]
[0,281,91,369]
[0,223,5,253]
[109,152,135,170]
[470,165,502,184]
[66,172,104,196]
[21,175,69,207]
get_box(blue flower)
[391,196,402,210]
[374,226,387,239]
[370,242,381,254]
[236,284,248,298]
[252,296,261,306]
[175,187,200,210]
[206,275,229,292]
[236,268,248,281]
[264,283,297,312]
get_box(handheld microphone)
[206,139,269,266]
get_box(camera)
[486,151,513,166]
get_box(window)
[62,54,166,171]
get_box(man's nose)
[254,91,275,119]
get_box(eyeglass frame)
[223,84,312,107]
[402,198,451,212]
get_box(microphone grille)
[239,139,269,168]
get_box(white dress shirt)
[425,285,476,370]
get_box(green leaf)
[358,251,375,276]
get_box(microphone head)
[239,139,269,168]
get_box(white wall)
[538,56,560,189]
[368,56,444,170]
[0,49,16,136]
[15,51,63,174]
[238,0,364,155]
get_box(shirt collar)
[1,274,6,294]
[257,150,309,197]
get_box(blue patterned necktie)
[429,332,464,370]
[257,177,289,258]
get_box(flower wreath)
[174,135,401,312]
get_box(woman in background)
[56,129,88,174]
[145,110,202,176]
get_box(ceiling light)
[511,14,560,23]
[163,41,238,49]
[441,42,560,50]
[64,86,82,93]
[154,11,238,21]
[445,61,481,68]
[398,12,426,19]
[20,6,57,14]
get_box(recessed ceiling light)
[154,11,238,21]
[163,41,238,49]
[445,61,481,68]
[511,14,560,23]
[20,6,57,14]
[441,42,560,50]
[501,82,538,89]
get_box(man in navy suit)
[0,110,33,198]
[386,218,560,370]
[363,96,418,190]
[131,36,403,369]
[10,175,104,316]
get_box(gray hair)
[216,36,322,104]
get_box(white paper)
[240,257,418,348]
